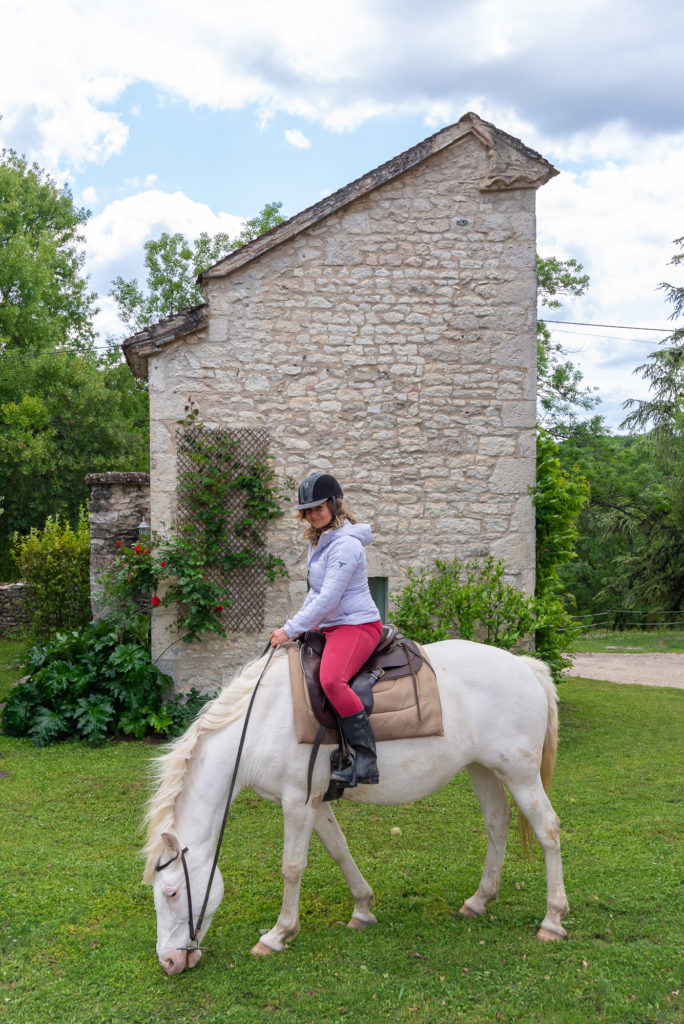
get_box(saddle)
[294,624,438,803]
[298,623,425,730]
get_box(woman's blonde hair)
[296,498,357,545]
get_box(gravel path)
[566,652,684,688]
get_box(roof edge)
[200,111,557,283]
[121,304,208,380]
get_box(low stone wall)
[86,472,151,619]
[0,582,29,636]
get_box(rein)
[155,641,276,952]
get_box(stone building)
[122,112,557,693]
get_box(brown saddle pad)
[287,641,444,744]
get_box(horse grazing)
[143,639,569,974]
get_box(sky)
[2,0,683,430]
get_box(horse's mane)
[141,648,287,883]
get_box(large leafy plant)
[1,616,207,746]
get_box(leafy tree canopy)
[0,150,97,354]
[621,235,684,440]
[0,350,149,553]
[110,201,285,335]
[536,255,599,433]
[558,239,684,618]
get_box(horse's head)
[152,832,225,975]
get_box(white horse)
[143,640,569,975]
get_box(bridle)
[154,643,276,953]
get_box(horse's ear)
[161,832,181,855]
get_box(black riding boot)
[330,709,379,787]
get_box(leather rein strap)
[155,641,275,951]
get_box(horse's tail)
[517,656,559,854]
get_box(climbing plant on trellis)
[173,402,289,635]
[102,402,289,644]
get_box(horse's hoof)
[458,902,480,918]
[347,915,377,929]
[536,926,567,942]
[251,940,274,956]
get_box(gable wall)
[148,133,538,691]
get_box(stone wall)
[0,583,28,636]
[141,127,543,692]
[86,472,150,618]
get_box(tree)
[0,151,113,576]
[110,202,285,335]
[0,150,97,354]
[0,349,149,563]
[608,237,684,613]
[558,239,684,619]
[557,429,661,618]
[534,428,589,597]
[621,236,684,439]
[536,255,599,433]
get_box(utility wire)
[542,319,673,332]
[549,328,666,346]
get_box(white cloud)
[3,0,683,176]
[537,137,684,323]
[83,189,245,299]
[536,137,684,426]
[82,186,99,205]
[284,128,311,149]
[94,294,125,344]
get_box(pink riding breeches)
[320,620,383,717]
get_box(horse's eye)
[162,886,178,899]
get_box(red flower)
[152,596,161,607]
[115,540,122,548]
[160,561,166,567]
[215,605,223,612]
[134,545,141,554]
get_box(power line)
[543,319,673,332]
[549,328,663,346]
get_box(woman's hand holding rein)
[270,627,290,648]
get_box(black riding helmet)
[295,472,344,515]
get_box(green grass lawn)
[569,629,684,654]
[0,638,28,704]
[1,676,681,1024]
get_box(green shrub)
[1,615,209,745]
[390,555,572,682]
[12,511,91,639]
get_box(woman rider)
[269,472,382,787]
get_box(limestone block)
[501,401,536,427]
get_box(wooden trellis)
[176,426,271,633]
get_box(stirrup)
[330,758,379,787]
[324,749,352,801]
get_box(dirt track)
[566,652,684,688]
